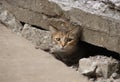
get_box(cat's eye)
[67,38,73,42]
[55,38,60,41]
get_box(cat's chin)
[54,49,68,53]
[59,48,74,53]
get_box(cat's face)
[49,26,80,53]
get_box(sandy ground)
[0,23,90,82]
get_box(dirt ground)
[0,23,91,82]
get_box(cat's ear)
[49,26,58,34]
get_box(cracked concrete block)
[79,56,120,79]
[21,24,52,51]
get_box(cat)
[49,25,87,66]
[49,25,120,67]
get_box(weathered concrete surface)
[79,56,120,79]
[21,24,52,50]
[78,56,120,82]
[0,23,91,82]
[0,0,120,54]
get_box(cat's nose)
[61,45,67,50]
[61,43,65,48]
[60,41,66,48]
[61,46,65,50]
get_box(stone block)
[82,28,120,53]
[79,56,120,79]
[21,24,52,50]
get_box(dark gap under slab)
[79,40,120,61]
[20,21,48,31]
